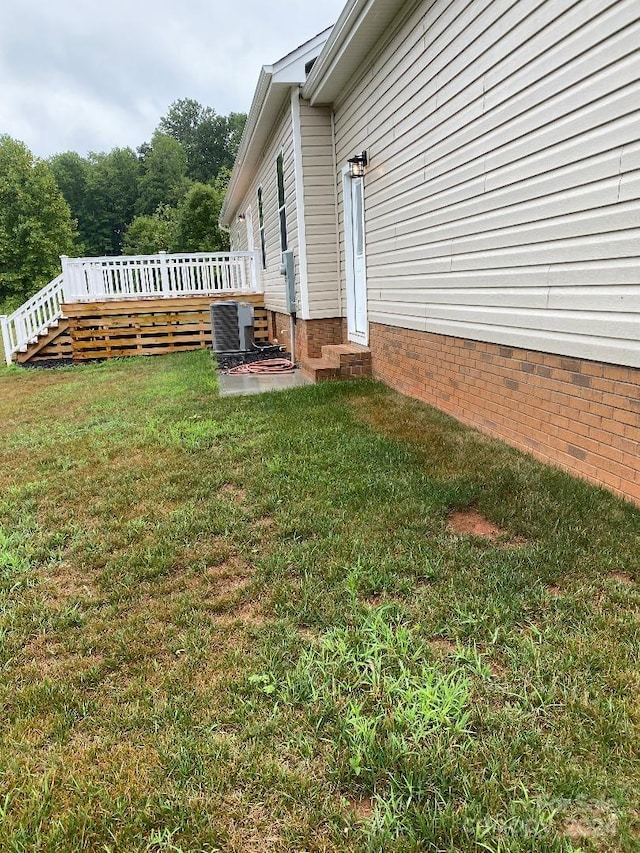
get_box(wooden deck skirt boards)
[63,295,269,361]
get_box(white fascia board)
[221,29,332,226]
[303,0,406,106]
[220,67,273,225]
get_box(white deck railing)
[61,251,259,302]
[1,274,66,365]
[1,252,261,364]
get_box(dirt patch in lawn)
[40,562,98,607]
[564,819,595,841]
[429,637,457,655]
[297,626,319,643]
[219,483,247,504]
[608,571,635,585]
[562,804,619,842]
[253,515,275,531]
[214,600,268,627]
[447,508,506,538]
[204,556,252,584]
[546,584,564,598]
[21,636,104,681]
[344,794,374,821]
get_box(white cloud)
[0,0,343,158]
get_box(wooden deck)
[18,294,268,364]
[2,252,263,366]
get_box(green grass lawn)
[0,351,638,852]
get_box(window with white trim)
[257,186,266,269]
[276,152,287,252]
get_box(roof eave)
[220,28,332,226]
[220,67,273,226]
[302,0,406,105]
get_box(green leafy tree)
[157,99,203,147]
[226,111,247,157]
[48,151,90,252]
[123,205,177,255]
[0,135,76,305]
[158,99,246,184]
[172,182,228,252]
[83,148,141,255]
[136,133,189,216]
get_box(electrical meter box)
[279,251,296,314]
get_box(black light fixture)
[237,212,246,222]
[348,150,368,178]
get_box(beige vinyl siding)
[229,103,298,315]
[299,101,340,317]
[333,0,640,367]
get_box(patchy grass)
[0,350,638,852]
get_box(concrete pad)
[218,368,312,397]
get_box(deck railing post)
[158,251,170,296]
[1,315,11,366]
[60,255,72,302]
[249,251,258,291]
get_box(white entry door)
[343,170,368,345]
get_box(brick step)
[321,342,370,360]
[321,343,372,374]
[300,357,340,383]
[300,343,372,383]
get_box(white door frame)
[342,166,368,346]
[245,207,254,252]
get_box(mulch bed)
[18,348,292,372]
[20,358,75,370]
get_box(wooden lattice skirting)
[63,295,268,362]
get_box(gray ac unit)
[210,301,254,352]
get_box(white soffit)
[303,0,408,106]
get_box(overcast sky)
[0,0,344,160]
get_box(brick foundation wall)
[295,317,345,359]
[369,322,640,505]
[271,312,294,353]
[269,312,346,361]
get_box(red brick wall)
[271,312,293,353]
[295,317,345,359]
[370,322,640,505]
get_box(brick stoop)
[301,343,372,382]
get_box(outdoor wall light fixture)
[348,151,368,178]
[237,213,246,222]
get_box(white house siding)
[299,100,341,318]
[229,102,298,315]
[332,0,640,368]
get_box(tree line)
[0,100,245,311]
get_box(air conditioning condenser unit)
[210,301,254,352]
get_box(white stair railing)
[1,274,65,366]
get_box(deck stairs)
[1,274,66,365]
[301,342,372,382]
[13,318,72,364]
